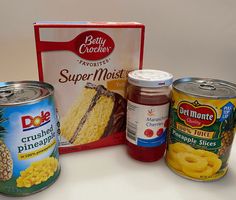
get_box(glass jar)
[126,69,173,162]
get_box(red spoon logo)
[39,30,115,61]
[76,31,115,60]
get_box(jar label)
[126,100,170,147]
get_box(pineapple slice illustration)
[0,108,13,181]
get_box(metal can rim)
[173,77,236,99]
[0,80,54,106]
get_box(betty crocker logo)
[38,30,115,61]
[76,31,115,60]
[177,101,216,128]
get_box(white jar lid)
[128,69,173,88]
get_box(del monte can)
[0,81,60,196]
[166,78,236,181]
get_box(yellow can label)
[166,89,236,181]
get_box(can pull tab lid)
[199,81,216,90]
[0,90,14,98]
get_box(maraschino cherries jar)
[126,69,173,162]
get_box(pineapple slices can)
[166,78,236,181]
[0,81,60,196]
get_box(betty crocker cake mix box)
[34,22,145,154]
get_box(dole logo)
[177,101,216,128]
[21,111,50,131]
[76,30,115,60]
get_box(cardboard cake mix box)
[34,21,145,154]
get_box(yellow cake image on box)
[61,83,126,145]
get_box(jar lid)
[128,69,173,88]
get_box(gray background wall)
[0,0,235,83]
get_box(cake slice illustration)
[61,83,126,145]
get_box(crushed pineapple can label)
[166,78,236,181]
[0,81,60,196]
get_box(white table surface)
[1,143,236,200]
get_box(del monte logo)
[76,30,115,60]
[177,101,216,128]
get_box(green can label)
[166,89,236,181]
[0,95,60,196]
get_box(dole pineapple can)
[166,78,236,181]
[0,81,60,196]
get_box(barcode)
[127,122,137,141]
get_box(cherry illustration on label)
[156,128,164,136]
[144,129,154,137]
[164,119,169,128]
